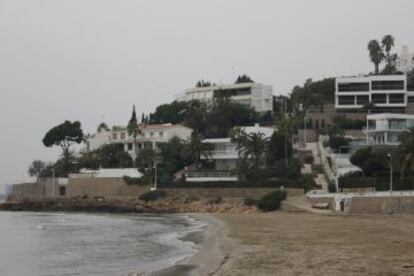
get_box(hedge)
[158,179,302,189]
[339,176,414,191]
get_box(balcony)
[201,150,238,160]
[185,171,238,182]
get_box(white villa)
[174,82,273,113]
[184,124,275,182]
[335,74,410,110]
[88,123,193,158]
[364,113,414,145]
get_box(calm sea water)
[0,212,205,276]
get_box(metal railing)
[185,171,237,178]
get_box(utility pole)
[51,168,55,197]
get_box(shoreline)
[147,213,237,276]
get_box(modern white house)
[174,82,273,113]
[88,123,193,159]
[184,124,275,182]
[335,74,410,109]
[363,113,414,145]
[396,46,414,73]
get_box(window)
[321,119,325,128]
[315,119,319,129]
[371,80,404,90]
[120,132,126,139]
[59,186,66,196]
[338,82,369,92]
[389,94,404,104]
[371,94,386,104]
[128,143,133,151]
[159,131,164,137]
[308,118,313,129]
[356,95,369,105]
[338,96,355,105]
[112,133,118,140]
[150,132,154,137]
[389,119,406,130]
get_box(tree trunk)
[375,63,379,75]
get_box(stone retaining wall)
[66,178,150,198]
[348,196,414,214]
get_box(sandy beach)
[163,211,414,276]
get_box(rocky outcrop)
[0,197,256,214]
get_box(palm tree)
[398,128,414,179]
[381,34,397,74]
[368,39,384,74]
[277,117,296,167]
[229,127,247,176]
[239,132,269,172]
[186,131,212,169]
[83,133,92,152]
[127,105,142,163]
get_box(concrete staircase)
[303,142,329,193]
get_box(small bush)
[301,174,316,193]
[243,197,257,206]
[328,183,337,193]
[82,194,89,199]
[139,191,167,202]
[305,155,314,164]
[257,189,287,212]
[123,175,150,185]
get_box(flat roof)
[184,82,269,94]
[336,74,406,82]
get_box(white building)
[396,46,414,73]
[88,123,193,158]
[335,74,410,109]
[184,124,275,182]
[174,82,273,113]
[363,113,414,145]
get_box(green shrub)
[305,155,314,164]
[257,189,287,212]
[243,197,257,206]
[138,191,167,202]
[301,174,316,193]
[123,175,150,185]
[328,183,337,193]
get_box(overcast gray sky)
[1,0,413,191]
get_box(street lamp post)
[51,168,55,197]
[387,153,393,192]
[151,162,158,191]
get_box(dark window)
[59,186,66,196]
[338,96,355,105]
[389,94,405,104]
[308,118,313,129]
[315,119,319,129]
[214,88,251,97]
[356,95,369,105]
[338,82,369,92]
[128,143,133,151]
[321,119,325,128]
[371,81,404,90]
[407,96,414,103]
[371,94,387,104]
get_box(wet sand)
[211,212,414,276]
[148,213,234,276]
